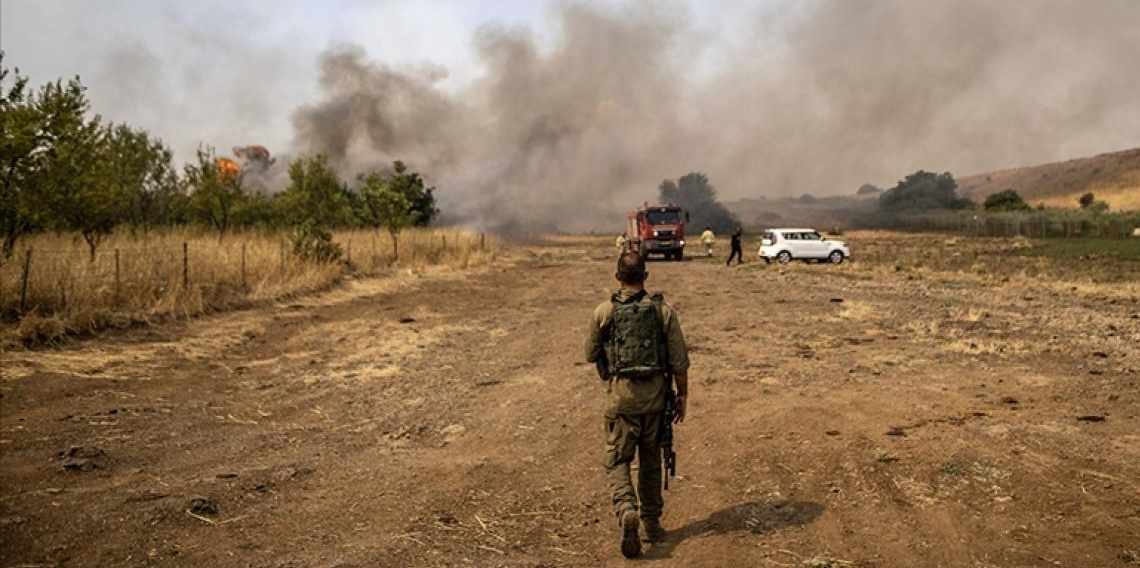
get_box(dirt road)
[2,235,1138,567]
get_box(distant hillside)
[959,148,1140,211]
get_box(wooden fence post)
[240,242,247,289]
[480,232,486,251]
[182,242,189,290]
[114,247,121,306]
[19,247,33,313]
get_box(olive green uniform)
[584,289,689,522]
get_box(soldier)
[616,233,629,254]
[700,226,715,257]
[584,252,690,558]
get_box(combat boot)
[642,519,666,543]
[618,506,641,558]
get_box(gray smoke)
[290,0,1140,231]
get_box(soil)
[2,235,1138,567]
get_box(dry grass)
[0,227,496,346]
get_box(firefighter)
[616,233,629,254]
[700,227,715,257]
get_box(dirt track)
[2,235,1138,567]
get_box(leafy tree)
[358,170,415,261]
[387,160,438,226]
[185,146,245,240]
[103,124,182,232]
[657,172,739,232]
[278,154,352,228]
[1078,192,1095,209]
[1,58,97,258]
[27,77,121,261]
[856,183,882,196]
[878,170,974,211]
[983,189,1030,212]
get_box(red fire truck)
[625,203,689,261]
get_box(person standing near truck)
[584,252,690,558]
[700,227,715,257]
[616,233,629,254]
[725,227,744,265]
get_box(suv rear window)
[782,232,800,240]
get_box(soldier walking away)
[700,226,715,257]
[725,226,744,265]
[585,252,690,558]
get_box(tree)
[657,172,739,232]
[185,146,245,240]
[103,124,182,232]
[29,77,121,261]
[358,170,415,261]
[387,160,438,226]
[278,154,352,228]
[983,189,1030,212]
[1078,192,1095,209]
[878,170,974,211]
[856,183,882,196]
[0,58,96,258]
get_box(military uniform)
[584,289,689,525]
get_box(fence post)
[241,242,247,289]
[480,232,485,251]
[114,247,121,306]
[182,242,189,290]
[19,247,33,313]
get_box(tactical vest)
[605,291,668,379]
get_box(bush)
[289,221,342,263]
[983,189,1030,212]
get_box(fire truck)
[625,203,689,261]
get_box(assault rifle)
[661,387,677,490]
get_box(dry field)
[0,228,496,346]
[1,232,1137,567]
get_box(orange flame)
[216,157,240,183]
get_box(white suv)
[758,228,851,264]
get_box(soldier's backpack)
[605,291,668,379]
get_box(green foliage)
[387,161,439,226]
[103,123,183,231]
[185,146,246,239]
[279,154,353,228]
[1,57,108,258]
[879,171,974,211]
[856,183,882,196]
[1078,192,1096,208]
[657,172,739,232]
[289,220,342,263]
[983,189,1030,212]
[0,55,447,251]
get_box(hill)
[959,147,1140,211]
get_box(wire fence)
[849,210,1140,239]
[0,229,493,328]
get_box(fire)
[216,157,240,182]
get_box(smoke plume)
[290,0,1140,231]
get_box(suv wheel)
[776,251,792,264]
[828,250,844,264]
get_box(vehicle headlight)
[679,239,685,246]
[652,230,659,237]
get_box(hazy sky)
[3,0,1139,228]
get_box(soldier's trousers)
[604,412,663,521]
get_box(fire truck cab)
[626,204,689,261]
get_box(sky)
[3,0,1139,230]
